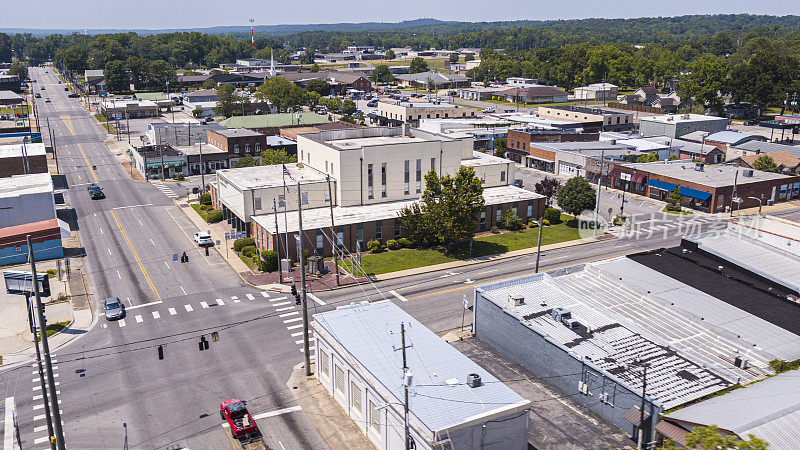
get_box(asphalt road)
[0,67,325,450]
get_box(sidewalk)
[288,363,374,450]
[731,199,800,217]
[104,139,145,181]
[178,199,252,275]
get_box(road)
[0,67,325,450]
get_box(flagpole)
[282,165,290,272]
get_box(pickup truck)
[220,399,265,448]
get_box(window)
[496,208,502,223]
[255,143,260,152]
[278,195,286,208]
[245,144,250,153]
[319,350,330,377]
[375,220,382,241]
[234,144,240,153]
[527,200,533,218]
[316,230,324,254]
[307,153,311,164]
[357,223,363,244]
[350,382,362,414]
[334,365,345,395]
[324,190,331,202]
[254,197,261,212]
[394,220,401,237]
[381,163,387,198]
[369,400,381,433]
[367,164,374,199]
[481,173,485,184]
[430,157,435,172]
[404,160,410,195]
[500,170,506,182]
[415,159,422,193]
[336,226,344,248]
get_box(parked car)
[35,93,41,98]
[64,87,69,91]
[44,97,51,103]
[57,80,61,84]
[193,231,213,246]
[513,179,524,188]
[744,120,759,126]
[504,109,516,113]
[68,93,79,98]
[40,86,45,90]
[87,183,105,199]
[220,399,259,440]
[104,297,125,320]
[366,100,378,108]
[482,108,496,113]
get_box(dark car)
[68,93,79,98]
[88,183,105,199]
[513,179,524,188]
[35,93,41,98]
[64,87,69,91]
[744,120,760,126]
[366,100,378,108]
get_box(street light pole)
[747,196,763,215]
[534,220,543,273]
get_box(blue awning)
[679,186,712,202]
[645,179,678,191]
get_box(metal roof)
[621,160,794,187]
[705,130,764,145]
[220,113,328,130]
[478,267,732,409]
[665,371,800,450]
[735,140,800,158]
[312,301,530,434]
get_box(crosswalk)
[609,215,726,240]
[28,359,64,447]
[267,295,317,359]
[153,183,178,198]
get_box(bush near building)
[233,237,255,252]
[258,250,278,272]
[543,207,562,224]
[499,208,524,230]
[367,239,384,253]
[205,210,223,223]
[199,193,212,205]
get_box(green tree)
[556,176,596,218]
[233,155,259,168]
[449,53,460,64]
[58,45,88,73]
[680,53,728,110]
[398,167,484,248]
[300,50,316,65]
[464,54,475,62]
[260,148,296,165]
[104,60,129,93]
[202,78,217,90]
[666,187,683,212]
[7,61,27,80]
[499,208,524,230]
[534,177,563,206]
[660,425,767,450]
[342,99,357,115]
[636,153,659,163]
[384,49,396,60]
[493,137,506,158]
[255,77,308,113]
[371,65,394,83]
[305,78,332,96]
[752,155,778,173]
[214,84,243,118]
[146,59,176,91]
[192,107,203,118]
[309,63,321,73]
[410,57,428,74]
[728,51,800,114]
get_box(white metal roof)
[0,142,46,158]
[0,173,53,197]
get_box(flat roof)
[641,114,728,124]
[172,143,227,156]
[623,160,794,187]
[460,151,515,168]
[313,301,530,434]
[477,266,732,409]
[217,163,329,191]
[533,141,641,157]
[219,113,328,129]
[211,128,263,138]
[380,100,461,109]
[254,186,542,233]
[0,173,53,198]
[0,142,46,158]
[491,113,582,127]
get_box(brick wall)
[0,155,48,178]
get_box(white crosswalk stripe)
[216,298,225,306]
[260,291,270,298]
[200,301,209,309]
[169,308,177,315]
[185,304,193,312]
[246,293,255,300]
[272,301,291,307]
[153,183,178,198]
[135,315,143,323]
[152,311,160,319]
[276,306,294,312]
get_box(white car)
[193,231,213,246]
[482,108,496,113]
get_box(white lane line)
[308,293,326,305]
[108,248,112,256]
[283,317,302,324]
[216,298,225,306]
[222,406,302,428]
[246,293,255,300]
[269,296,288,302]
[99,227,103,234]
[279,311,299,318]
[276,306,295,312]
[184,304,193,312]
[126,300,163,311]
[150,239,155,246]
[135,315,143,323]
[287,324,303,330]
[117,270,121,279]
[168,308,177,315]
[180,286,187,296]
[164,261,170,269]
[138,219,143,227]
[200,301,209,309]
[389,290,408,302]
[271,301,291,307]
[152,311,160,319]
[291,332,303,337]
[4,397,15,450]
[118,319,126,327]
[260,291,269,298]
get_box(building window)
[496,208,502,223]
[334,365,345,395]
[336,226,344,248]
[527,200,533,218]
[234,144,240,153]
[404,160,410,195]
[316,230,324,254]
[245,144,250,153]
[394,220,401,237]
[254,197,261,212]
[255,143,260,152]
[357,223,364,244]
[375,220,382,241]
[501,170,506,182]
[319,350,330,378]
[480,211,486,231]
[278,195,286,208]
[324,189,331,202]
[381,163,387,198]
[301,192,309,205]
[369,400,381,434]
[430,157,435,173]
[367,164,374,199]
[415,159,422,193]
[350,381,363,415]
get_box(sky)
[2,0,800,30]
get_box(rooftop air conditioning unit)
[734,356,750,370]
[551,307,571,322]
[695,162,705,171]
[508,294,525,307]
[742,169,754,177]
[683,114,690,119]
[563,318,579,329]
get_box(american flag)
[282,164,295,182]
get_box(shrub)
[206,210,223,223]
[198,193,212,205]
[490,225,500,234]
[542,219,550,226]
[233,237,255,252]
[528,220,540,228]
[499,208,524,230]
[396,237,413,248]
[612,215,627,226]
[45,269,57,278]
[241,245,257,258]
[543,207,561,224]
[258,250,278,272]
[386,239,401,250]
[173,173,185,181]
[366,239,384,253]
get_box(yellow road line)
[60,114,98,183]
[111,210,162,302]
[407,249,653,300]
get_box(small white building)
[313,301,531,450]
[573,83,618,100]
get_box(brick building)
[0,143,48,178]
[505,129,599,163]
[206,128,267,156]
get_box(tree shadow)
[447,240,508,259]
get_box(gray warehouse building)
[639,113,729,139]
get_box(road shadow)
[51,174,68,190]
[57,208,79,231]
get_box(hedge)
[198,193,212,205]
[258,250,278,272]
[234,237,255,252]
[543,207,561,224]
[241,245,257,258]
[206,210,223,223]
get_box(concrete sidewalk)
[731,199,800,217]
[177,199,252,275]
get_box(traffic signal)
[290,284,297,296]
[158,345,164,360]
[291,284,301,305]
[199,335,209,351]
[211,331,219,342]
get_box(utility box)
[280,258,290,273]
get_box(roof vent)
[742,169,754,177]
[695,162,704,171]
[466,373,482,388]
[551,307,571,322]
[508,294,524,307]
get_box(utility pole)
[593,149,605,236]
[125,111,131,145]
[637,362,649,450]
[27,235,66,449]
[326,175,339,286]
[273,199,283,283]
[199,141,205,191]
[535,220,543,273]
[30,292,56,450]
[160,145,166,181]
[401,323,411,450]
[297,184,311,376]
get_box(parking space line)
[246,294,255,300]
[135,315,143,323]
[184,304,193,312]
[216,299,225,306]
[118,319,126,327]
[200,301,209,309]
[260,291,269,298]
[308,293,326,305]
[152,311,160,319]
[168,308,177,315]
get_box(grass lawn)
[342,214,584,275]
[93,113,117,133]
[36,321,71,342]
[191,203,210,221]
[1,105,31,115]
[237,251,259,272]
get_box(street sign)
[4,271,51,297]
[172,253,179,262]
[216,240,221,247]
[224,233,230,240]
[462,294,468,310]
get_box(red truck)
[220,399,260,441]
